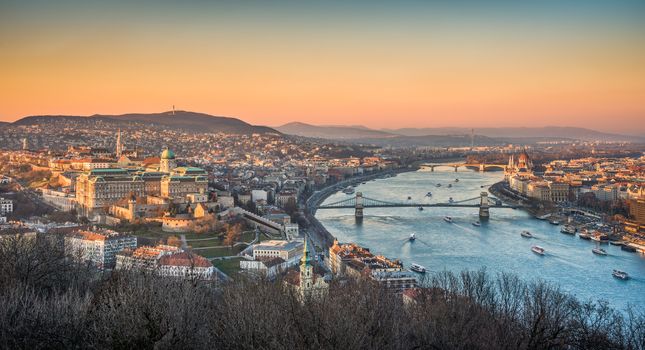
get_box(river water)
[316,168,645,311]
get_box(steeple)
[299,234,314,293]
[300,234,313,267]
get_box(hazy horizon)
[1,1,644,134]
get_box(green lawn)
[212,258,243,277]
[194,245,244,258]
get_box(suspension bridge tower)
[355,192,364,219]
[479,192,490,220]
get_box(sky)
[1,1,644,134]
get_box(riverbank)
[305,165,419,249]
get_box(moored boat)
[579,232,591,240]
[410,263,427,273]
[612,269,629,280]
[621,245,637,252]
[531,245,545,255]
[560,225,576,235]
[549,220,560,225]
[521,231,533,238]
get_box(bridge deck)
[317,204,516,209]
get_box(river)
[315,168,645,311]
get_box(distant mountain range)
[277,123,644,143]
[383,127,644,142]
[12,111,279,135]
[276,122,396,139]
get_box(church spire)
[301,234,313,267]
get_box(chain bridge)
[315,192,519,219]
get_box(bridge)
[316,192,519,219]
[421,162,507,172]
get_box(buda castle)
[75,132,208,216]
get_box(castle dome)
[161,149,176,160]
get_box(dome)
[161,149,176,159]
[518,151,529,162]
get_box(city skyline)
[1,1,645,134]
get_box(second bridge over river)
[314,192,520,219]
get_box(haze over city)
[1,0,645,134]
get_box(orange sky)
[1,1,644,134]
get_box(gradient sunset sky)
[1,1,644,134]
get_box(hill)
[13,111,279,135]
[276,122,396,139]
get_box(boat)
[361,182,366,184]
[448,197,454,203]
[609,241,623,246]
[443,216,453,223]
[409,233,416,241]
[592,248,608,256]
[521,231,533,238]
[425,192,432,197]
[560,225,576,235]
[621,245,637,252]
[342,187,355,194]
[591,234,609,243]
[410,263,426,273]
[531,246,545,255]
[436,183,442,187]
[472,221,481,227]
[455,179,459,182]
[579,233,591,240]
[448,184,453,188]
[612,270,629,280]
[549,220,560,225]
[536,214,551,220]
[418,207,424,211]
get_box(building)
[75,149,208,216]
[116,244,214,280]
[239,257,292,278]
[284,237,329,300]
[328,239,417,291]
[0,198,13,215]
[253,240,303,261]
[629,198,645,225]
[158,251,215,280]
[116,244,180,270]
[64,229,137,269]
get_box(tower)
[116,129,123,157]
[22,138,28,150]
[160,148,176,173]
[299,235,314,296]
[355,192,364,220]
[479,192,490,219]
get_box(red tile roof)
[158,252,212,268]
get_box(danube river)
[316,169,645,310]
